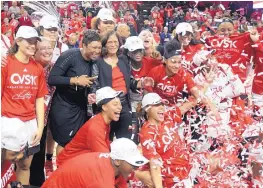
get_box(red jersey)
[1,161,16,188]
[159,9,165,18]
[131,57,161,79]
[165,8,173,18]
[42,152,127,188]
[146,65,196,105]
[112,1,120,11]
[1,56,48,121]
[57,113,110,166]
[140,107,191,185]
[206,33,253,82]
[252,42,263,95]
[67,3,79,16]
[182,43,206,63]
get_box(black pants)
[110,100,136,142]
[30,125,47,186]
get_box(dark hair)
[8,42,19,55]
[38,26,45,36]
[95,18,101,30]
[175,32,204,46]
[82,30,101,47]
[101,31,121,57]
[164,40,182,59]
[217,17,234,28]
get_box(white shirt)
[51,43,69,63]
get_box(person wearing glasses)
[37,15,68,178]
[1,26,48,186]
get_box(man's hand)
[77,75,97,87]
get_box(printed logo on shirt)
[157,83,177,95]
[12,90,34,99]
[1,163,15,188]
[10,73,37,85]
[23,68,27,72]
[210,38,237,48]
[99,153,110,158]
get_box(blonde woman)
[138,30,162,60]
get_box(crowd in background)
[1,1,263,188]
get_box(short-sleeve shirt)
[1,56,48,121]
[140,107,191,181]
[57,113,110,166]
[42,153,117,188]
[130,57,161,102]
[146,65,196,105]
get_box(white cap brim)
[126,153,149,167]
[96,91,123,105]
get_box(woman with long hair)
[1,26,48,185]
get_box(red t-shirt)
[252,42,263,95]
[165,8,173,18]
[112,1,120,11]
[140,107,191,184]
[57,113,110,166]
[146,65,196,105]
[206,33,253,82]
[182,43,206,63]
[112,67,127,94]
[42,152,127,188]
[1,161,16,188]
[67,3,79,16]
[159,9,165,18]
[131,57,161,79]
[1,56,48,121]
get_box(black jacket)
[92,55,138,107]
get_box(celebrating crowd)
[1,1,263,188]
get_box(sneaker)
[45,160,54,178]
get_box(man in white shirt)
[8,1,20,15]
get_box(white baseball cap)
[1,117,29,152]
[110,138,148,167]
[142,93,168,109]
[39,15,59,29]
[15,26,41,40]
[176,22,193,35]
[122,36,144,52]
[96,86,123,105]
[97,8,114,22]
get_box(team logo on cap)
[135,161,144,164]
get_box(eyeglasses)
[46,27,58,32]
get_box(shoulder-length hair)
[101,30,122,57]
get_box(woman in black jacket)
[92,31,143,143]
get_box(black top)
[92,55,138,107]
[48,49,94,137]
